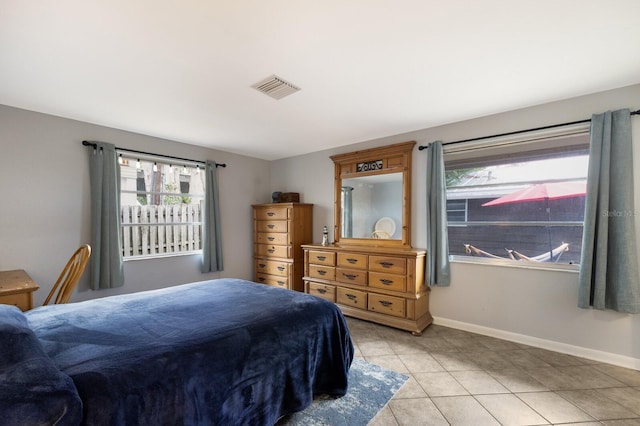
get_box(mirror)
[341,173,402,239]
[331,141,415,247]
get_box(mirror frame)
[331,141,415,248]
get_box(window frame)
[443,123,590,271]
[118,153,206,260]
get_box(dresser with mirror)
[302,141,432,335]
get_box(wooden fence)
[121,204,203,257]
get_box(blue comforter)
[2,279,353,425]
[0,305,82,425]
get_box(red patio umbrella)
[481,180,586,261]
[482,181,586,207]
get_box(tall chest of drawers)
[303,244,432,335]
[253,203,313,292]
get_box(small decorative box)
[278,192,300,203]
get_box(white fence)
[121,204,203,257]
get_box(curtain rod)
[81,140,227,168]
[418,108,640,151]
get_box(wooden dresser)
[253,203,313,292]
[303,244,432,335]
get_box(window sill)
[450,255,580,273]
[124,251,202,262]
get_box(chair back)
[43,244,91,305]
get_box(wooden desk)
[0,270,40,311]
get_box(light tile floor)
[345,318,640,426]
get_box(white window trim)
[119,156,205,260]
[123,251,202,262]
[444,123,590,271]
[444,122,590,158]
[116,150,203,169]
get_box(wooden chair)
[43,244,91,305]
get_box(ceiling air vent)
[251,75,300,100]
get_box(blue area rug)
[279,358,408,426]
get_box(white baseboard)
[433,316,640,371]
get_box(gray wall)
[270,84,640,368]
[2,84,639,368]
[0,105,272,305]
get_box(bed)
[0,278,354,425]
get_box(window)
[446,199,468,222]
[119,156,205,259]
[445,129,589,265]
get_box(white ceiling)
[2,1,640,160]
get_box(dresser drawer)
[369,256,406,275]
[255,244,290,258]
[308,250,336,266]
[337,287,367,309]
[256,232,289,245]
[368,293,405,318]
[255,273,288,289]
[336,268,367,286]
[309,265,336,280]
[257,220,289,233]
[254,206,289,220]
[255,259,290,276]
[369,272,406,292]
[307,282,336,302]
[337,252,368,269]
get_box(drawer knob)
[317,256,326,261]
[379,261,394,268]
[267,237,275,241]
[277,266,285,271]
[277,281,285,285]
[347,258,358,264]
[346,293,357,300]
[344,273,357,280]
[268,248,275,254]
[267,224,275,229]
[317,288,327,294]
[380,279,393,285]
[258,277,265,282]
[379,300,393,307]
[267,212,275,216]
[318,270,327,276]
[258,263,266,268]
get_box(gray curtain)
[578,109,640,313]
[202,160,224,273]
[88,142,124,289]
[425,141,451,286]
[341,186,353,238]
